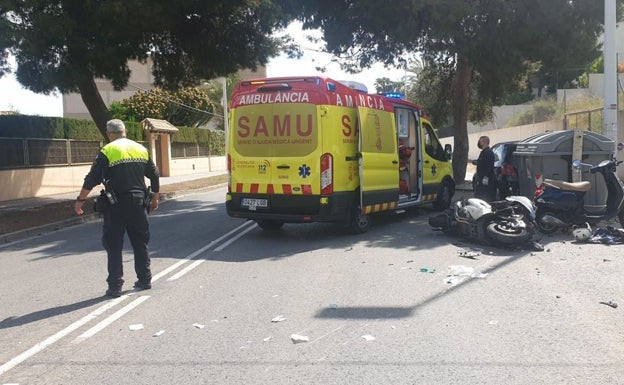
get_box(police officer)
[475,135,497,202]
[75,119,160,298]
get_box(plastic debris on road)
[445,265,488,285]
[153,330,166,337]
[271,315,287,322]
[193,323,205,329]
[361,335,376,341]
[129,324,144,331]
[263,336,273,342]
[290,334,310,344]
[458,250,481,259]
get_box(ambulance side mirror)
[444,144,452,160]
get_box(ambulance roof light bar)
[380,91,406,100]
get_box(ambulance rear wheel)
[256,220,284,231]
[347,208,372,234]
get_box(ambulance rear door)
[357,106,399,213]
[229,84,321,206]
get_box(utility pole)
[604,0,618,153]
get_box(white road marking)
[0,220,252,376]
[166,221,256,280]
[72,296,150,343]
[214,222,257,252]
[152,220,255,282]
[167,259,205,281]
[0,296,127,377]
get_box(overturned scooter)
[533,158,624,234]
[428,196,536,246]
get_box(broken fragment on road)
[599,301,618,309]
[290,334,310,344]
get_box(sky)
[0,22,408,117]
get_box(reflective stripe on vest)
[101,138,149,166]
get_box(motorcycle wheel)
[535,210,559,234]
[485,222,531,245]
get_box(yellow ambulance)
[225,76,454,233]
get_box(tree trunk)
[77,75,111,140]
[451,54,473,184]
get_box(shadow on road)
[0,296,107,329]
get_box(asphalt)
[0,169,475,245]
[0,170,228,244]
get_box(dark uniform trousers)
[102,194,151,287]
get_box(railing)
[0,138,103,169]
[0,138,212,169]
[171,142,211,158]
[564,107,603,132]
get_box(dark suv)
[472,141,519,200]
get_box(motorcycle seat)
[543,179,591,192]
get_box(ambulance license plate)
[241,198,268,209]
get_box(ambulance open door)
[357,106,399,213]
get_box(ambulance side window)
[423,122,446,161]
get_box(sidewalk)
[0,170,228,215]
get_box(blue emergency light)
[381,92,405,99]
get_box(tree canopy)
[1,0,293,138]
[290,0,608,182]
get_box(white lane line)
[0,296,127,377]
[214,222,257,252]
[152,221,255,282]
[165,221,256,281]
[72,296,150,343]
[0,221,255,376]
[167,259,205,281]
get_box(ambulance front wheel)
[347,207,372,234]
[432,181,453,211]
[256,220,284,231]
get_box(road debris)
[457,250,480,259]
[153,330,166,337]
[263,336,273,342]
[290,334,310,344]
[420,267,436,273]
[444,265,488,285]
[271,315,287,323]
[193,323,205,329]
[128,324,144,331]
[361,335,376,341]
[599,301,618,309]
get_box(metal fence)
[0,138,103,169]
[564,107,603,132]
[171,142,211,158]
[0,137,212,169]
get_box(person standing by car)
[74,119,160,298]
[475,135,497,202]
